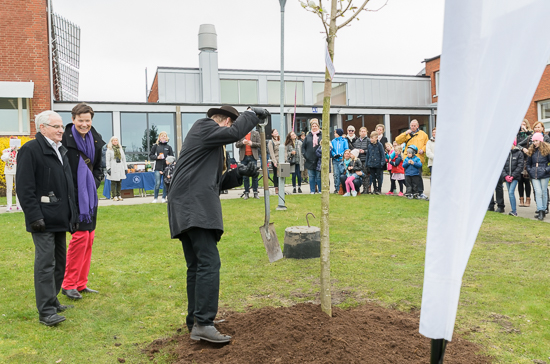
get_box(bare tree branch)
[338,0,353,19]
[336,0,370,30]
[366,0,389,12]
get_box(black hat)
[207,105,239,121]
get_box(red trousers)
[62,230,95,291]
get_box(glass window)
[58,111,73,125]
[92,112,113,142]
[434,71,440,96]
[220,79,258,104]
[121,113,148,162]
[312,82,347,106]
[121,112,175,162]
[220,80,239,104]
[267,81,304,105]
[182,113,206,141]
[21,99,29,133]
[0,98,29,134]
[540,100,550,120]
[149,113,175,145]
[239,80,258,104]
[0,98,18,133]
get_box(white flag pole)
[420,0,550,360]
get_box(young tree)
[299,0,387,316]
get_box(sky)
[52,0,445,103]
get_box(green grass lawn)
[0,195,549,363]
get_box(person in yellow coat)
[395,119,430,199]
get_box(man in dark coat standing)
[61,103,105,300]
[168,105,268,343]
[17,110,78,326]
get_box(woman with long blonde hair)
[149,131,174,203]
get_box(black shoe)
[242,192,249,200]
[293,188,296,193]
[535,210,540,219]
[78,287,99,294]
[190,324,231,343]
[56,304,74,313]
[62,288,82,300]
[545,208,549,215]
[298,188,302,193]
[537,210,545,221]
[488,207,495,212]
[39,313,66,326]
[496,207,505,213]
[253,192,259,199]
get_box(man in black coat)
[17,110,78,326]
[61,103,105,300]
[168,105,267,343]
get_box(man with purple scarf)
[61,103,105,300]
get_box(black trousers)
[488,177,505,210]
[180,228,220,328]
[405,175,422,195]
[32,232,66,316]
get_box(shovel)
[258,121,283,263]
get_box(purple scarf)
[72,125,97,223]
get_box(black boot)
[298,187,302,193]
[537,210,545,221]
[534,210,540,219]
[293,188,296,193]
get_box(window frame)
[434,71,440,98]
[538,99,550,122]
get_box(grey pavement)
[1,173,545,222]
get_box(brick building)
[0,0,51,137]
[424,55,550,127]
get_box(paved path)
[1,173,544,222]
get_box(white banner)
[419,0,550,341]
[325,45,335,80]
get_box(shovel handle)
[259,124,271,226]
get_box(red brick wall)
[0,0,51,136]
[426,56,550,124]
[525,64,550,124]
[424,56,440,104]
[147,72,159,103]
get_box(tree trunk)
[320,0,338,317]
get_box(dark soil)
[146,302,492,364]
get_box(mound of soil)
[146,303,491,363]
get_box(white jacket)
[106,148,128,181]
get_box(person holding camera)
[17,110,78,326]
[235,126,261,199]
[330,128,348,193]
[105,136,128,201]
[168,105,268,343]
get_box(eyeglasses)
[45,124,65,130]
[348,130,355,133]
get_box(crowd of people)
[288,118,432,200]
[9,100,550,337]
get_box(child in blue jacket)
[403,145,424,199]
[330,128,349,193]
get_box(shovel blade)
[259,223,283,263]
